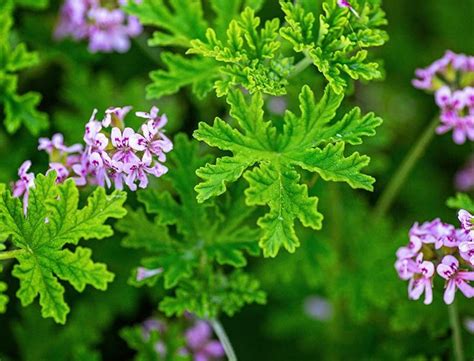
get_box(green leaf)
[0,280,7,313]
[118,134,262,316]
[189,7,293,96]
[280,0,388,93]
[447,193,474,213]
[128,0,272,98]
[147,53,219,99]
[0,5,49,134]
[0,173,126,323]
[125,0,208,48]
[160,271,266,318]
[194,85,381,257]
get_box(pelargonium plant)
[1,0,474,360]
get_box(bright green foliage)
[189,7,293,97]
[0,0,49,134]
[121,323,190,361]
[280,0,388,93]
[0,276,7,313]
[0,172,127,323]
[14,0,49,9]
[447,193,474,213]
[160,270,266,318]
[194,85,381,257]
[118,134,264,318]
[125,0,267,99]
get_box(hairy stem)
[0,249,24,261]
[210,318,237,361]
[290,54,313,78]
[374,117,438,218]
[448,302,465,361]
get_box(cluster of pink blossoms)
[55,0,142,53]
[142,318,225,361]
[412,50,474,144]
[12,106,172,212]
[395,211,474,305]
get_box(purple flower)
[337,0,351,8]
[185,321,225,361]
[136,267,163,282]
[111,127,139,163]
[47,163,70,183]
[407,254,434,305]
[455,156,474,191]
[396,235,422,259]
[464,317,474,334]
[124,156,168,191]
[409,218,455,249]
[413,51,474,145]
[459,241,474,266]
[436,255,474,304]
[102,106,132,128]
[39,133,82,155]
[458,209,474,234]
[12,161,35,214]
[55,0,142,53]
[303,296,333,321]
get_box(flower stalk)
[210,318,237,361]
[374,116,438,218]
[448,302,465,361]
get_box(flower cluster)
[55,0,142,53]
[412,50,474,144]
[141,318,225,361]
[12,106,172,213]
[395,212,474,305]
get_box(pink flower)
[102,106,132,128]
[39,133,82,154]
[458,209,474,236]
[455,156,474,191]
[12,161,35,214]
[185,321,225,361]
[408,254,435,305]
[111,127,139,163]
[410,219,455,249]
[396,235,422,259]
[136,267,163,282]
[55,0,142,54]
[47,163,70,183]
[124,156,168,191]
[459,241,474,266]
[437,255,474,304]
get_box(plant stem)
[448,302,465,361]
[0,249,24,261]
[373,117,438,218]
[210,318,237,361]
[290,54,313,78]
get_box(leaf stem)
[448,302,465,361]
[373,117,438,218]
[290,54,313,78]
[0,249,24,261]
[210,318,237,361]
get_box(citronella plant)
[2,0,473,360]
